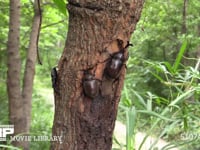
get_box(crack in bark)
[68,1,103,12]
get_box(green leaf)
[137,110,174,121]
[150,71,164,82]
[172,40,187,72]
[53,0,67,16]
[0,145,22,150]
[169,88,194,107]
[163,61,173,73]
[132,91,146,108]
[126,107,136,150]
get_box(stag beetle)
[105,41,133,79]
[51,67,58,92]
[83,71,101,99]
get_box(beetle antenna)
[125,41,133,49]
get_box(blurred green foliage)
[30,92,54,150]
[0,0,66,149]
[116,0,200,149]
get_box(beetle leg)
[124,64,128,70]
[124,51,129,61]
[112,76,120,91]
[99,49,113,64]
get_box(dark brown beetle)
[105,41,133,79]
[83,72,101,99]
[51,67,58,91]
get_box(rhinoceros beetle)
[105,41,133,79]
[51,67,58,92]
[83,71,101,99]
[51,67,58,89]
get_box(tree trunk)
[7,0,42,149]
[51,0,145,149]
[182,0,189,65]
[7,0,23,148]
[21,0,42,149]
[181,0,188,34]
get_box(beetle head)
[83,71,95,81]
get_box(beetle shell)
[113,52,124,60]
[104,41,132,79]
[83,74,100,99]
[83,79,100,98]
[105,55,124,78]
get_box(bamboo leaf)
[132,90,146,108]
[137,110,174,121]
[0,145,22,150]
[163,61,173,73]
[169,88,194,107]
[173,40,187,72]
[126,107,136,150]
[150,71,165,82]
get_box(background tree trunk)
[51,0,145,149]
[7,0,23,148]
[21,0,42,149]
[182,0,189,65]
[7,0,42,149]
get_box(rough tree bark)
[51,0,145,149]
[7,0,42,149]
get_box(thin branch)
[42,20,65,29]
[36,0,42,65]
